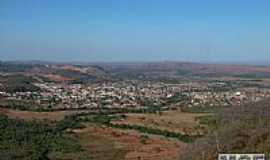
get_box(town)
[1,79,270,110]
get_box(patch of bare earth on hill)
[0,108,78,121]
[73,124,186,160]
[112,110,211,135]
[42,74,72,81]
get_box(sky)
[0,0,270,63]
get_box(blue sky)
[0,0,270,62]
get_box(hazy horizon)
[2,59,270,67]
[1,0,270,62]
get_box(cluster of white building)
[1,80,270,109]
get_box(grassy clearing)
[76,130,127,160]
[80,114,199,143]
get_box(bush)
[0,114,85,160]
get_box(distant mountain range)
[2,60,270,81]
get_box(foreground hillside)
[0,108,196,160]
[0,99,269,159]
[180,100,270,160]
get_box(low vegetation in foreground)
[180,100,270,160]
[0,114,90,160]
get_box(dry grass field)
[73,124,186,160]
[0,107,78,121]
[112,110,211,135]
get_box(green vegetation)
[54,69,98,83]
[0,114,90,160]
[139,135,150,144]
[197,115,219,130]
[0,99,42,111]
[109,123,198,143]
[0,75,40,93]
[181,105,223,113]
[165,93,188,105]
[79,113,127,125]
[80,114,119,125]
[0,100,167,114]
[0,62,38,72]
